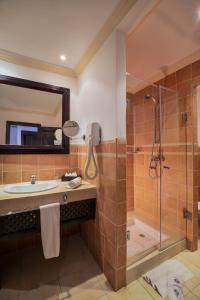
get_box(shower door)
[159,85,187,249]
[126,75,187,266]
[127,80,162,264]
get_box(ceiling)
[0,84,61,115]
[0,0,120,68]
[126,0,200,92]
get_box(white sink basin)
[4,180,58,194]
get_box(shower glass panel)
[159,85,187,250]
[126,75,187,266]
[126,76,161,265]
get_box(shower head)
[144,94,158,104]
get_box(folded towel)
[167,275,184,300]
[66,176,82,189]
[40,203,60,259]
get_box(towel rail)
[0,198,96,237]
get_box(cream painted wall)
[0,31,126,144]
[0,60,79,123]
[77,30,126,141]
[116,31,126,140]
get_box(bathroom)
[0,0,200,300]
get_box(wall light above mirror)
[0,75,70,154]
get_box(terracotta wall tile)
[22,170,38,182]
[54,155,67,169]
[104,258,117,290]
[176,65,192,83]
[79,140,127,290]
[54,168,67,178]
[117,224,126,246]
[1,152,76,184]
[104,199,126,226]
[38,155,54,170]
[3,155,21,172]
[163,73,177,88]
[3,172,21,184]
[104,238,117,268]
[192,59,200,79]
[116,180,126,202]
[116,157,126,180]
[21,155,38,171]
[38,169,55,181]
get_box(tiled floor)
[1,235,200,299]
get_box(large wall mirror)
[0,75,70,154]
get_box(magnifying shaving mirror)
[62,120,80,138]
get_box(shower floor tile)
[127,213,169,265]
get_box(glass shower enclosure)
[126,76,187,265]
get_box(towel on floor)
[40,202,60,259]
[167,275,184,300]
[143,259,192,297]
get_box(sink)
[4,180,59,194]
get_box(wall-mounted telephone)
[62,121,101,180]
[84,123,101,180]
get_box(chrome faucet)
[30,175,37,184]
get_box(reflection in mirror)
[0,84,62,147]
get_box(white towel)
[143,259,192,297]
[40,203,60,259]
[66,177,82,189]
[167,275,184,300]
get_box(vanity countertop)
[0,181,96,214]
[0,180,96,201]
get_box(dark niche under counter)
[0,198,96,237]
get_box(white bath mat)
[143,259,193,297]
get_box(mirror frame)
[0,74,70,154]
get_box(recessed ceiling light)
[60,54,66,61]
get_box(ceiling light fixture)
[60,54,66,61]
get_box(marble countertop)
[0,180,96,201]
[0,180,96,213]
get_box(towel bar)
[0,198,96,237]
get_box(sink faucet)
[30,175,37,184]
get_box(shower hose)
[84,136,98,180]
